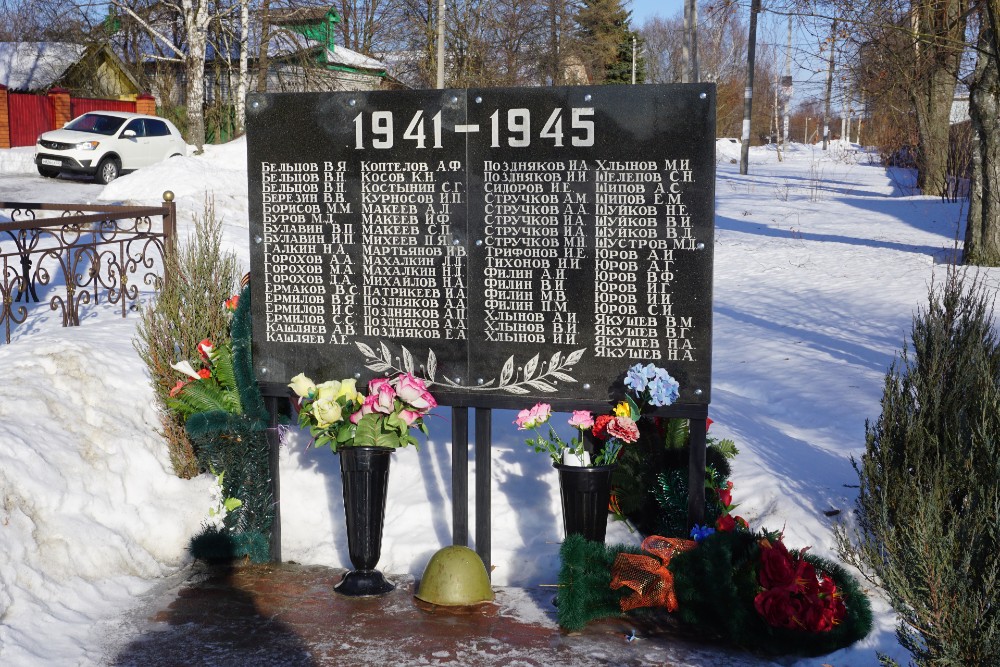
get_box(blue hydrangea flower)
[625,363,661,392]
[647,369,680,406]
[624,363,650,393]
[690,524,715,542]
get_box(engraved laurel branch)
[353,342,587,394]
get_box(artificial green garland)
[187,286,274,563]
[557,533,873,656]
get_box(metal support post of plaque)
[248,84,716,571]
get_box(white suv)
[35,111,187,184]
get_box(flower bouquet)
[289,372,437,452]
[287,371,438,596]
[515,364,680,544]
[516,363,680,468]
[167,338,242,419]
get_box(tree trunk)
[235,0,249,136]
[183,0,209,152]
[909,0,968,198]
[912,68,956,197]
[256,0,271,94]
[965,13,1000,265]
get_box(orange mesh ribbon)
[609,535,697,612]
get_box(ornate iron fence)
[0,193,176,343]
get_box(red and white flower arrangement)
[289,373,437,452]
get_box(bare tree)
[824,0,968,195]
[110,0,214,150]
[640,15,682,83]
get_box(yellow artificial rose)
[614,401,631,417]
[315,380,343,402]
[336,378,360,403]
[289,373,316,398]
[312,397,343,427]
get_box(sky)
[629,0,682,23]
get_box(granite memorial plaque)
[246,85,715,410]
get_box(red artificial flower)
[592,414,614,440]
[224,294,240,312]
[706,417,714,431]
[716,514,736,532]
[718,486,733,508]
[606,416,640,443]
[754,537,848,633]
[754,588,804,631]
[758,539,796,588]
[198,368,212,379]
[608,488,622,515]
[169,380,187,397]
[197,338,214,361]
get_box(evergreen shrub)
[836,271,1000,666]
[134,197,241,477]
[187,286,273,564]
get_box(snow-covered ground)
[0,137,974,665]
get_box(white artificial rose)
[312,397,343,427]
[315,380,343,402]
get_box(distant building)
[140,5,401,109]
[0,42,142,99]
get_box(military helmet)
[415,545,495,606]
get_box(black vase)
[335,446,395,596]
[554,463,616,543]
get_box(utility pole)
[783,15,792,144]
[632,36,636,84]
[683,0,699,82]
[740,0,761,175]
[682,0,690,83]
[822,19,837,150]
[436,0,445,89]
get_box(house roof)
[329,45,385,71]
[269,7,341,26]
[0,42,85,91]
[266,31,386,73]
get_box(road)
[0,171,106,207]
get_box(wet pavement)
[106,562,785,667]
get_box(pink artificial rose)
[371,381,396,414]
[350,409,364,425]
[568,410,594,430]
[398,409,422,426]
[368,377,392,394]
[169,380,187,397]
[392,373,437,412]
[606,416,639,443]
[530,403,552,426]
[515,403,552,429]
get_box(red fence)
[71,97,135,118]
[0,88,152,149]
[8,92,52,147]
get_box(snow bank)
[0,319,212,663]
